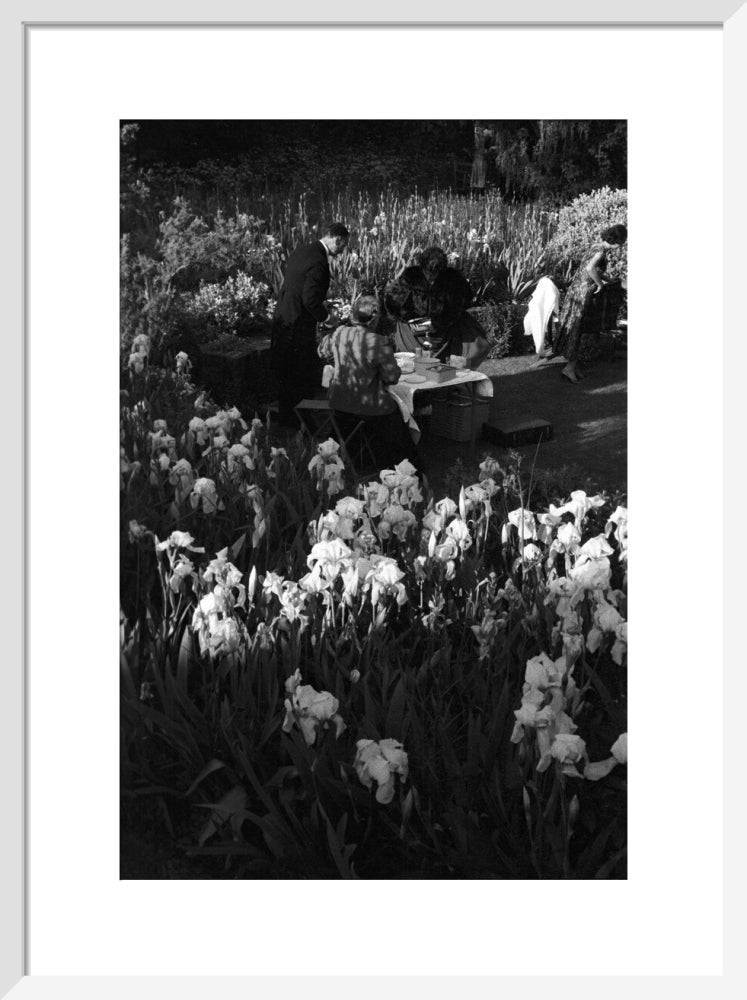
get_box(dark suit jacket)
[271,242,330,367]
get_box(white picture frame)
[5,1,744,995]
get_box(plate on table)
[402,373,427,384]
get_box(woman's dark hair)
[420,246,448,273]
[601,224,627,245]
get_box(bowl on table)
[449,355,467,370]
[394,351,416,374]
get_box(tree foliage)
[487,119,627,200]
[121,119,626,210]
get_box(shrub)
[158,199,273,290]
[121,202,281,363]
[180,273,276,342]
[546,187,627,285]
[120,236,179,362]
[472,302,531,359]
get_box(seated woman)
[318,295,422,473]
[384,246,490,368]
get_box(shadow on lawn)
[419,354,628,499]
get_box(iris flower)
[310,438,341,463]
[204,548,246,609]
[335,496,366,521]
[168,458,194,504]
[547,734,588,778]
[308,442,346,492]
[279,583,309,625]
[611,621,628,665]
[190,478,224,514]
[478,456,503,481]
[434,540,458,580]
[586,601,626,653]
[155,530,205,554]
[558,490,606,526]
[307,538,354,580]
[576,535,614,562]
[547,522,582,569]
[175,351,191,374]
[362,555,408,607]
[605,505,629,562]
[282,676,346,746]
[379,504,417,541]
[148,429,176,458]
[522,542,543,565]
[435,497,458,519]
[226,443,255,474]
[524,652,566,691]
[584,733,628,781]
[187,417,210,448]
[128,520,149,543]
[422,508,446,536]
[261,571,285,600]
[354,738,409,804]
[318,510,355,541]
[471,609,505,661]
[502,508,538,544]
[132,333,151,355]
[379,462,422,507]
[362,481,390,518]
[463,483,492,517]
[207,618,243,659]
[446,517,472,552]
[298,567,332,596]
[169,557,196,594]
[267,447,288,479]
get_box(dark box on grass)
[482,414,553,447]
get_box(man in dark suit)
[271,222,350,426]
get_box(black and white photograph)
[119,118,629,879]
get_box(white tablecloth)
[388,370,493,441]
[322,364,493,444]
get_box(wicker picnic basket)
[429,390,491,442]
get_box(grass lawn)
[419,350,627,499]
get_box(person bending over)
[554,223,628,383]
[385,246,490,368]
[270,221,349,426]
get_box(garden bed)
[120,350,628,880]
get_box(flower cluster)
[175,350,192,375]
[128,333,151,374]
[124,374,627,823]
[181,273,276,333]
[508,496,627,780]
[308,439,345,496]
[511,652,584,776]
[280,673,408,806]
[190,547,248,658]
